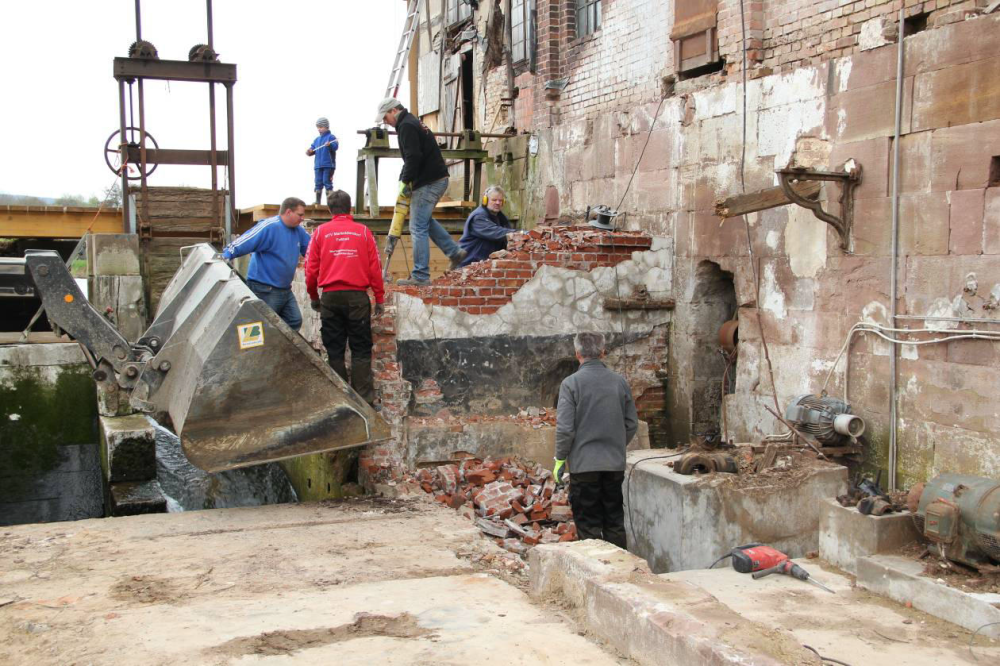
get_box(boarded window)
[671,0,720,75]
[512,0,528,63]
[576,0,601,38]
[447,0,473,27]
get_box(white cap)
[375,97,402,123]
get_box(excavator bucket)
[130,244,390,472]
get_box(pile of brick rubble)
[413,454,577,557]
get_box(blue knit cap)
[316,117,329,128]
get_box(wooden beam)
[714,180,822,218]
[1,205,122,238]
[603,297,676,311]
[126,147,229,166]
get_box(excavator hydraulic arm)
[21,244,390,472]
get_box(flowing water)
[151,420,297,512]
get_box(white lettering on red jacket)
[304,214,385,303]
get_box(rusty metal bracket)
[776,160,862,251]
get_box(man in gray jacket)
[554,332,638,549]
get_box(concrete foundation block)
[86,234,141,276]
[625,451,848,573]
[857,554,1000,639]
[88,275,147,343]
[108,479,168,517]
[99,414,156,483]
[818,498,920,574]
[530,541,809,665]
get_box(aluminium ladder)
[385,0,421,99]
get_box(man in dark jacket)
[376,98,466,285]
[554,332,638,549]
[458,185,518,267]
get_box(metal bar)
[138,78,149,226]
[888,5,905,492]
[473,160,482,207]
[225,83,236,234]
[895,315,1000,325]
[209,83,220,235]
[206,0,214,49]
[135,0,142,41]
[113,58,237,83]
[125,147,230,165]
[463,159,471,201]
[358,130,511,139]
[118,79,130,232]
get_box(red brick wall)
[393,226,652,314]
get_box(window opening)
[447,0,473,27]
[903,12,929,36]
[512,0,528,62]
[576,0,601,38]
[988,156,1000,188]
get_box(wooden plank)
[0,332,71,345]
[142,237,216,317]
[714,180,821,218]
[126,147,229,166]
[603,297,676,311]
[1,206,122,238]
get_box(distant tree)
[101,182,122,208]
[87,196,100,206]
[0,193,46,206]
[54,194,87,206]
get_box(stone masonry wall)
[354,228,673,483]
[482,12,1000,487]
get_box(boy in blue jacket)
[306,117,338,206]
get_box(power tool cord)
[625,451,687,549]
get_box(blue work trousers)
[314,167,335,193]
[248,279,302,331]
[408,177,460,281]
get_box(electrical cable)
[803,645,852,666]
[625,450,688,549]
[735,0,784,430]
[818,321,1000,404]
[968,621,1000,661]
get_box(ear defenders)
[482,193,489,206]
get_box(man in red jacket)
[305,190,385,404]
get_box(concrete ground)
[0,499,625,665]
[665,560,1000,664]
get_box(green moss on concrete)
[279,449,359,501]
[0,365,97,497]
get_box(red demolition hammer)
[711,544,835,594]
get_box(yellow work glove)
[553,458,566,484]
[398,181,412,198]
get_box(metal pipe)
[503,0,516,129]
[888,5,905,492]
[225,82,236,235]
[206,0,214,49]
[895,315,1000,324]
[135,0,142,41]
[118,79,129,232]
[209,84,219,231]
[138,78,149,224]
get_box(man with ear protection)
[457,185,518,268]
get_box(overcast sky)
[0,0,408,207]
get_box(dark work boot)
[314,190,322,206]
[449,249,467,270]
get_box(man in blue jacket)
[223,197,310,331]
[458,185,517,268]
[306,117,338,206]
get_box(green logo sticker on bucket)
[237,322,264,349]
